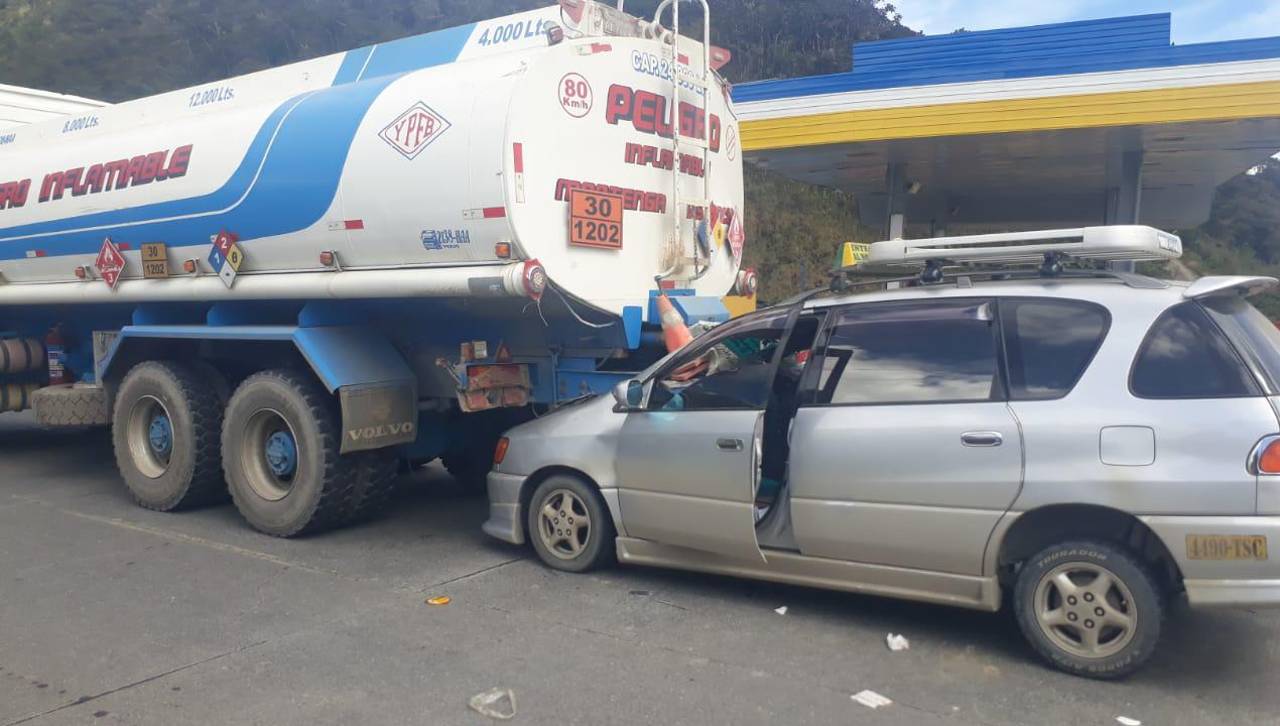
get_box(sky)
[891,0,1280,44]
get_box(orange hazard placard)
[568,188,623,249]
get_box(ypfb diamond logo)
[380,102,451,160]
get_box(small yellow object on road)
[426,595,451,606]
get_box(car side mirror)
[612,379,646,411]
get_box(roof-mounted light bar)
[854,225,1182,271]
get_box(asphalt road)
[1,412,1278,726]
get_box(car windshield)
[1200,295,1280,394]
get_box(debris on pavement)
[1116,718,1142,726]
[774,606,788,615]
[425,595,451,606]
[885,633,909,652]
[851,690,893,709]
[469,688,517,720]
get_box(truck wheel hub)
[147,413,173,460]
[264,430,298,479]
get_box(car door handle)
[717,438,744,451]
[961,431,1004,447]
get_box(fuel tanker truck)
[0,0,754,536]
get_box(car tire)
[1013,540,1162,679]
[221,369,353,537]
[112,361,225,511]
[527,475,616,573]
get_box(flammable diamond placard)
[95,237,125,289]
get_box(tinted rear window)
[1131,301,1259,399]
[1201,296,1280,394]
[1000,299,1110,400]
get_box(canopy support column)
[1106,149,1144,271]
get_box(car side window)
[647,311,789,411]
[812,299,1003,405]
[1131,301,1260,399]
[1000,298,1110,400]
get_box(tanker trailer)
[0,0,751,536]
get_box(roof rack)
[851,225,1182,272]
[824,267,1169,298]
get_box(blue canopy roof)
[734,14,1280,103]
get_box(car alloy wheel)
[536,488,592,560]
[1033,561,1137,659]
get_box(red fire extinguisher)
[46,325,68,385]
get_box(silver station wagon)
[483,226,1280,679]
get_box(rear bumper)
[481,471,527,545]
[1141,515,1280,608]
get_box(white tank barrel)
[0,3,744,317]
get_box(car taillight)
[1251,435,1280,474]
[493,437,510,467]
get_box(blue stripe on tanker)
[333,22,478,85]
[0,22,477,261]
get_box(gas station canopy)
[733,14,1280,238]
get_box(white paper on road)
[885,633,910,651]
[1116,718,1142,726]
[851,690,893,709]
[774,606,788,615]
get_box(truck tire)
[32,384,111,426]
[222,369,352,537]
[189,359,232,406]
[339,450,400,523]
[112,361,225,511]
[443,408,532,492]
[1013,540,1163,679]
[442,448,492,491]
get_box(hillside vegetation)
[1180,163,1280,317]
[0,0,1274,306]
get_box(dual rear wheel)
[112,363,398,536]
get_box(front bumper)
[482,471,528,545]
[1142,515,1280,608]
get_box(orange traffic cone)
[655,292,693,352]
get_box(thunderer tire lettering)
[1037,548,1107,568]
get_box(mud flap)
[338,381,418,453]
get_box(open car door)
[614,309,794,562]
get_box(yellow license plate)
[1186,535,1268,561]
